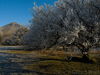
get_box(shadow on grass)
[71,57,94,63]
[39,55,94,63]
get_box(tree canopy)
[22,0,100,54]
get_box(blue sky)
[0,0,58,27]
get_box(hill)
[0,22,26,36]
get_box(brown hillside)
[0,22,26,36]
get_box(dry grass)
[0,50,33,54]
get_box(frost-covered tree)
[22,0,100,55]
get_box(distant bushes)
[1,27,29,45]
[1,36,21,45]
